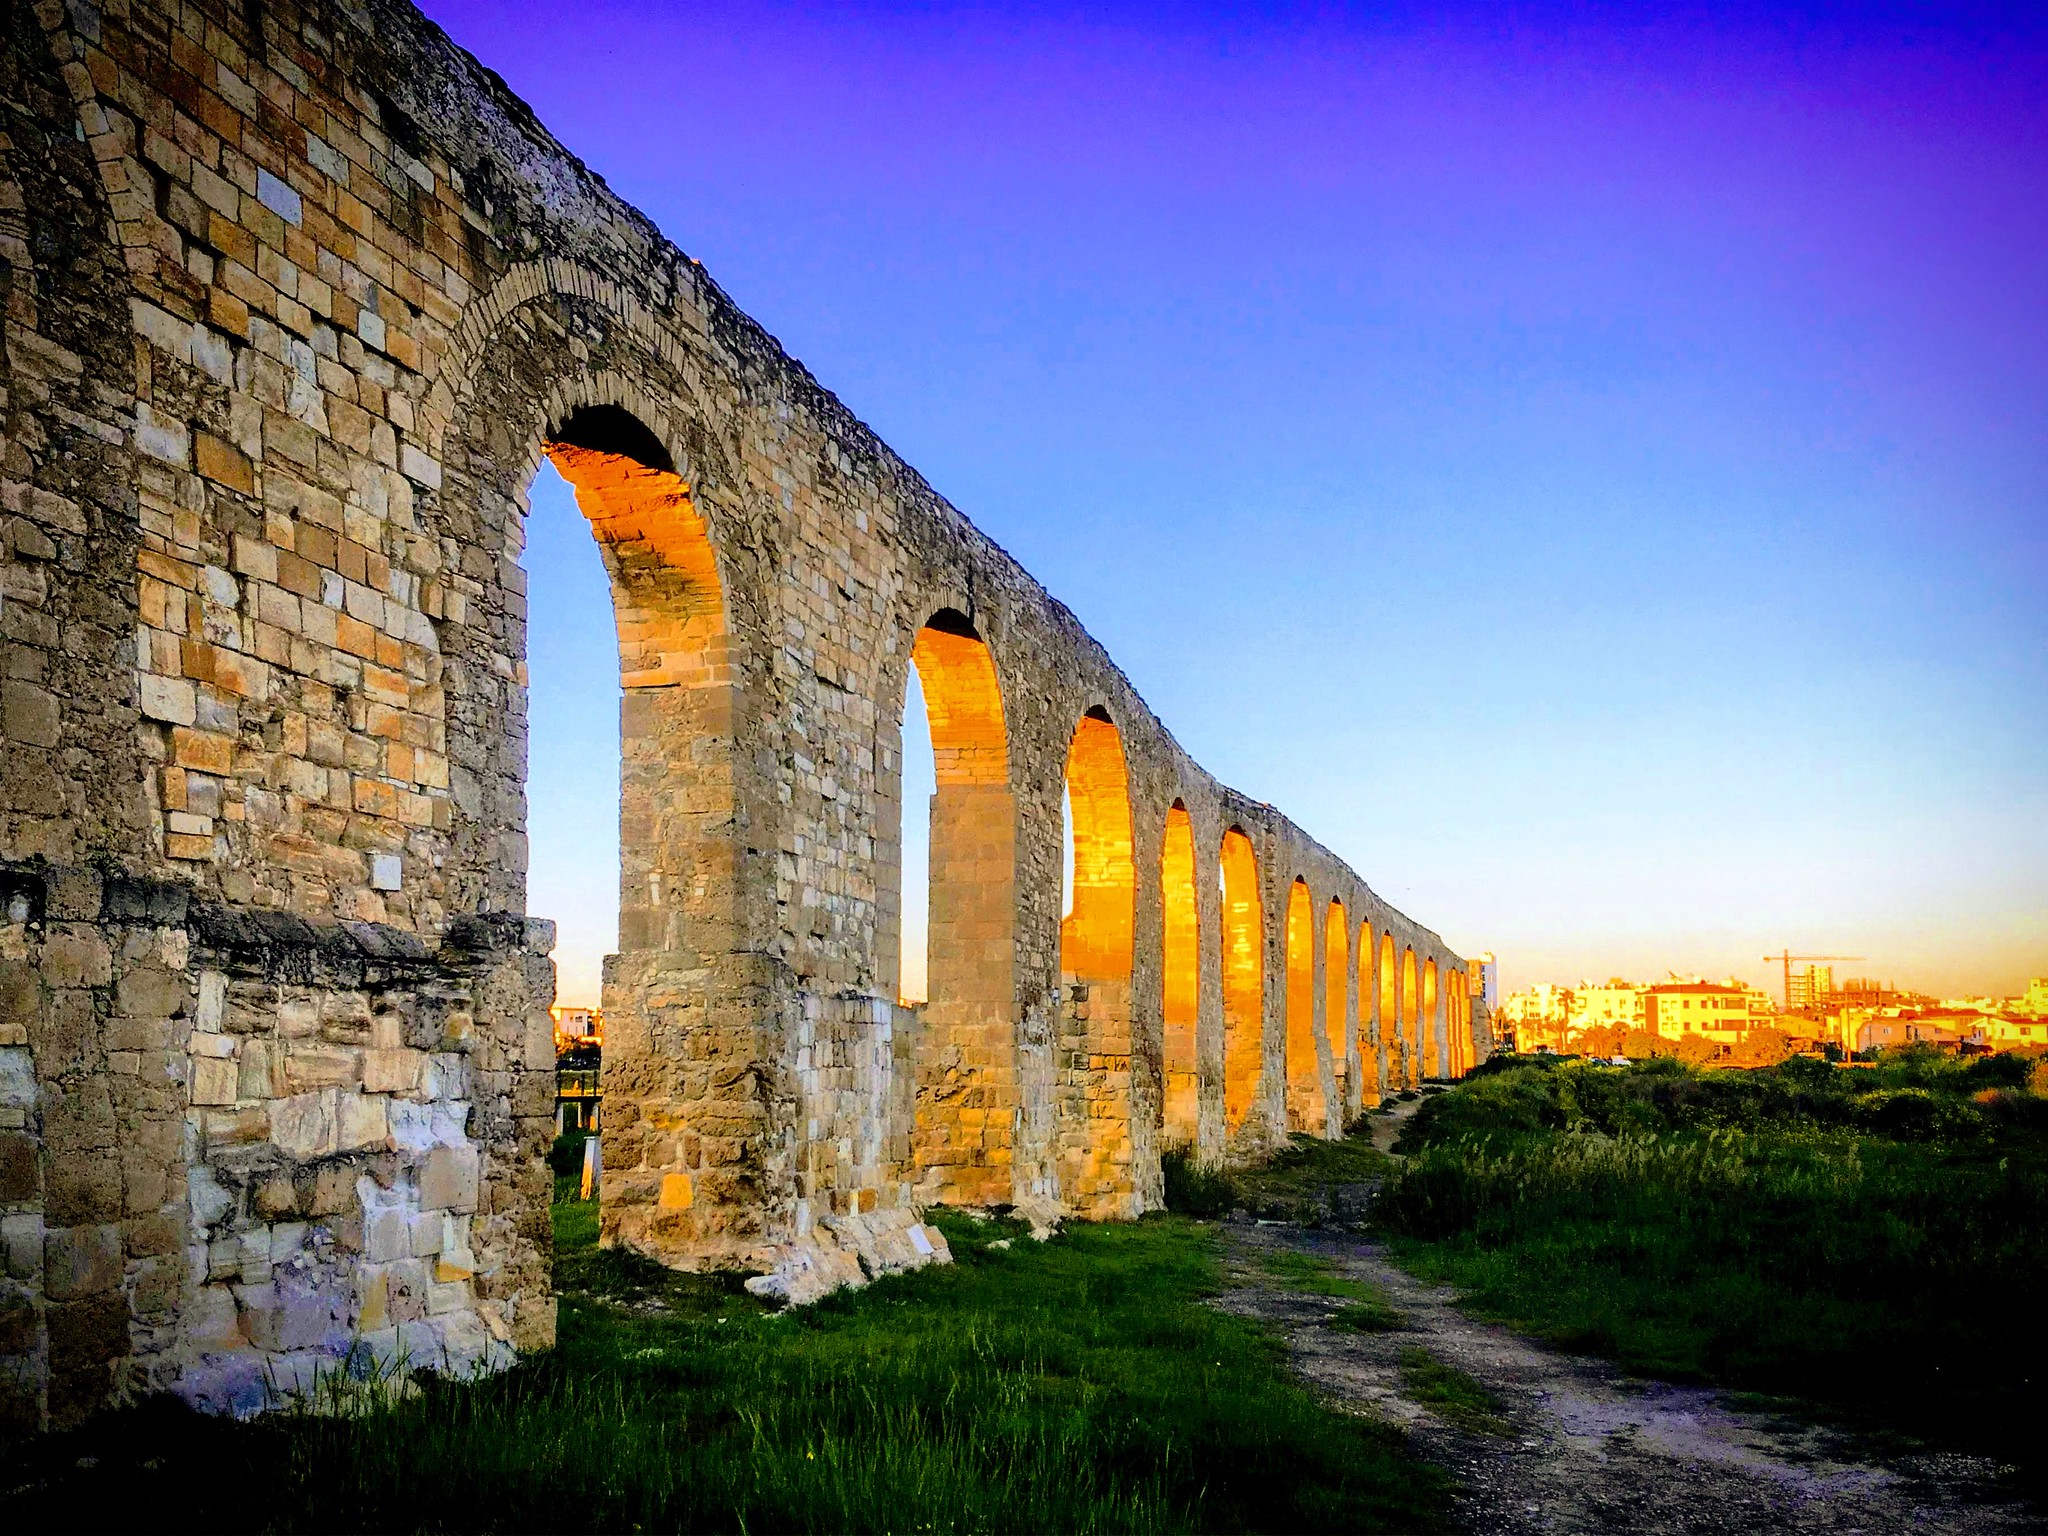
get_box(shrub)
[1160,1146,1238,1218]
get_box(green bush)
[1160,1146,1238,1218]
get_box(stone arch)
[1400,947,1420,1087]
[1060,710,1134,979]
[1160,801,1200,1145]
[1380,931,1400,1087]
[1423,958,1440,1078]
[1283,879,1322,1133]
[905,608,1017,1205]
[532,402,753,1264]
[1220,826,1263,1130]
[1056,707,1139,1214]
[1325,899,1350,1122]
[1358,917,1381,1107]
[437,286,777,1274]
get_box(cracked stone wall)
[2,0,1480,1426]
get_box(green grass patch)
[1232,1132,1395,1223]
[1252,1248,1376,1301]
[2,1200,1450,1534]
[1396,1347,1511,1436]
[1375,1051,2048,1486]
[1327,1297,1405,1334]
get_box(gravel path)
[1220,1221,2042,1535]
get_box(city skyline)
[487,0,2048,1006]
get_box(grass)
[1252,1248,1379,1300]
[1327,1298,1405,1334]
[2,1191,1450,1534]
[1395,1348,1511,1437]
[1162,1129,1397,1225]
[1372,1050,2048,1485]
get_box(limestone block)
[363,1206,408,1264]
[362,1047,423,1095]
[337,1092,389,1152]
[191,1055,238,1107]
[2,1213,41,1280]
[187,1283,241,1349]
[268,1092,337,1160]
[0,1048,32,1110]
[418,1145,478,1213]
[0,1133,33,1203]
[43,1224,123,1300]
[427,1279,471,1317]
[386,1259,429,1324]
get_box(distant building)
[552,1006,603,1134]
[1983,1014,2048,1051]
[1644,982,1750,1044]
[2026,979,2048,1019]
[1570,981,1645,1036]
[1788,964,1833,1014]
[1468,953,1499,1011]
[552,1005,602,1052]
[1857,1015,1982,1053]
[1499,983,1574,1051]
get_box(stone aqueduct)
[0,0,1484,1426]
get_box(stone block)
[43,1224,122,1300]
[268,1092,336,1160]
[0,1048,32,1111]
[362,1047,423,1095]
[2,1213,41,1279]
[115,967,185,1019]
[0,1133,34,1202]
[191,1055,238,1107]
[418,1145,478,1213]
[337,1092,388,1152]
[363,1206,409,1264]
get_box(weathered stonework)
[1,0,1481,1425]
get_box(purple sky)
[441,1,2048,1004]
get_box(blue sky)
[478,1,2047,1003]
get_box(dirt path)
[1220,1222,2041,1535]
[1364,1093,1427,1154]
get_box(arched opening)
[534,407,739,1256]
[1284,879,1322,1133]
[1220,827,1263,1129]
[1325,900,1350,1122]
[1060,711,1134,977]
[1057,709,1136,1211]
[1379,931,1399,1087]
[1451,971,1467,1076]
[1400,947,1420,1088]
[903,609,1015,1205]
[1160,801,1200,1145]
[1359,919,1382,1108]
[1423,958,1440,1078]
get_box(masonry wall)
[2,0,1479,1427]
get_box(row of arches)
[519,403,1473,1249]
[891,607,1473,1193]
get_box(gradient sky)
[461,1,2048,1006]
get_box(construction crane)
[1762,950,1865,1012]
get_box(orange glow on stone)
[1221,827,1263,1129]
[1325,899,1349,1115]
[1285,880,1323,1132]
[1059,713,1135,980]
[1161,802,1200,1145]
